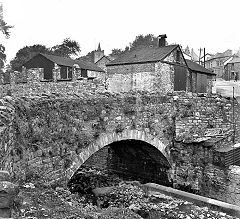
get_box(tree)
[109,48,124,57]
[0,3,13,69]
[10,38,81,70]
[0,45,6,68]
[79,50,94,62]
[0,3,13,39]
[129,34,158,51]
[51,38,81,58]
[0,19,12,39]
[10,44,50,71]
[109,34,160,59]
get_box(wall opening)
[107,140,171,185]
[68,139,172,195]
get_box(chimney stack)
[158,34,167,47]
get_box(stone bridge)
[1,91,240,205]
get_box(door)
[174,65,187,91]
[197,73,207,93]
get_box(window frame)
[59,66,73,80]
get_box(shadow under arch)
[65,129,171,180]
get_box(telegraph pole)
[199,48,202,65]
[203,48,206,68]
[233,86,235,144]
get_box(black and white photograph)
[1,0,240,218]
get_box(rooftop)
[186,59,216,75]
[228,57,240,64]
[29,53,105,72]
[106,45,178,66]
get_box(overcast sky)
[1,0,240,63]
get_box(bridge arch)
[65,129,171,180]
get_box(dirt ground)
[12,180,239,219]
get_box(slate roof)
[95,55,112,64]
[185,59,216,75]
[39,53,105,72]
[106,45,178,66]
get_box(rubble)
[10,166,240,218]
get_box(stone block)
[0,171,10,182]
[0,181,18,217]
[0,208,11,218]
[0,182,18,196]
[0,192,12,208]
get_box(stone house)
[23,53,105,81]
[95,55,112,72]
[185,59,216,93]
[205,50,232,78]
[106,35,214,94]
[79,43,112,72]
[224,57,240,81]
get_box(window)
[81,69,87,78]
[60,66,72,79]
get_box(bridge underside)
[80,140,172,186]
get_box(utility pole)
[232,86,235,165]
[199,48,202,65]
[233,86,235,144]
[203,48,206,68]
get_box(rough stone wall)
[96,56,111,72]
[171,141,212,192]
[106,48,191,94]
[172,140,240,206]
[83,146,109,169]
[0,68,106,98]
[202,164,240,205]
[170,140,240,206]
[207,75,214,94]
[0,96,16,174]
[107,73,133,93]
[1,92,240,205]
[87,70,105,79]
[174,94,233,141]
[107,62,176,93]
[107,62,156,93]
[1,93,235,175]
[107,63,155,75]
[163,51,191,93]
[163,47,186,66]
[3,93,175,183]
[154,61,174,93]
[192,72,197,93]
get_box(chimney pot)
[158,34,167,47]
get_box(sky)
[1,0,240,64]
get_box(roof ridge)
[107,44,179,66]
[38,53,104,72]
[160,44,179,61]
